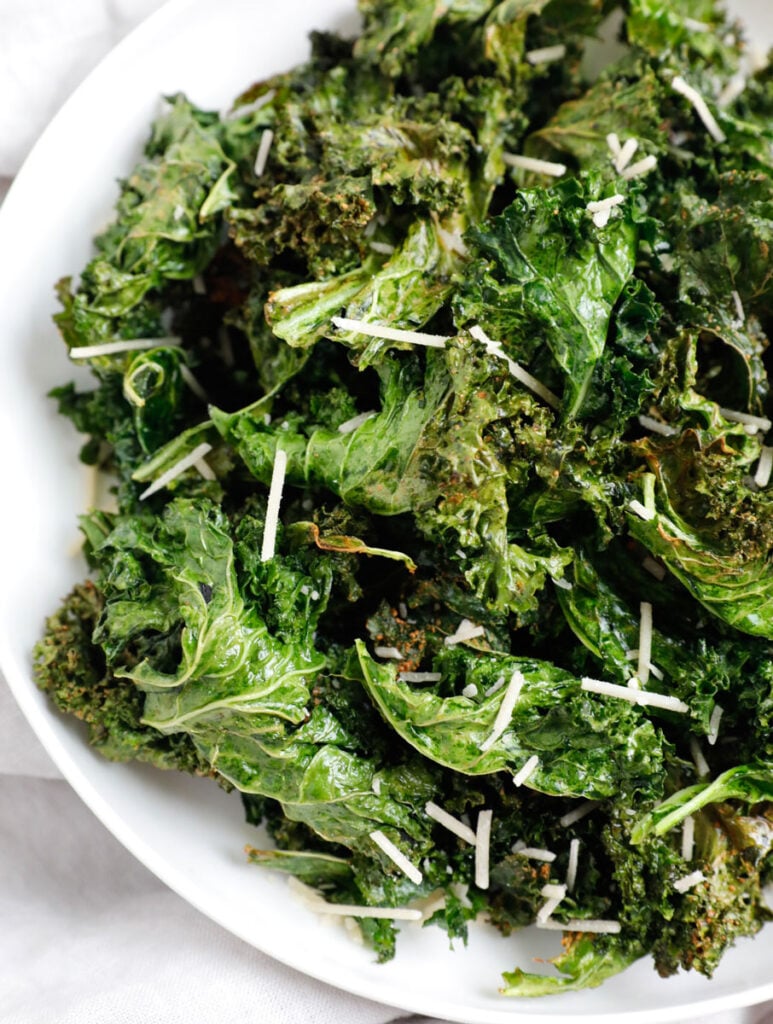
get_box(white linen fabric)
[0,3,772,1024]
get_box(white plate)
[1,2,772,1021]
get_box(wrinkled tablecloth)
[1,3,771,1022]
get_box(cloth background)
[1,3,772,1022]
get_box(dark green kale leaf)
[33,580,215,776]
[455,177,643,417]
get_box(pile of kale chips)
[35,0,773,996]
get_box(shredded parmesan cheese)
[559,801,597,828]
[139,442,213,500]
[374,646,403,660]
[502,153,567,177]
[621,154,657,180]
[671,75,726,143]
[369,241,396,255]
[537,894,565,923]
[225,88,276,120]
[71,337,181,359]
[480,670,525,752]
[681,815,695,862]
[606,133,621,158]
[370,830,422,885]
[399,671,443,683]
[338,411,377,434]
[615,137,639,172]
[731,289,745,325]
[194,457,216,482]
[717,73,746,108]
[425,801,477,845]
[638,414,677,437]
[515,847,556,863]
[315,902,422,921]
[754,446,773,488]
[512,753,540,788]
[719,407,772,433]
[444,618,485,646]
[260,448,287,562]
[587,194,625,215]
[581,677,689,713]
[566,838,580,892]
[637,602,653,686]
[524,44,567,65]
[485,676,505,697]
[552,575,573,590]
[629,499,655,521]
[254,128,274,176]
[331,316,449,348]
[674,870,704,894]
[470,324,561,409]
[642,555,666,580]
[461,683,478,698]
[179,364,207,401]
[537,918,621,934]
[371,777,382,796]
[707,704,724,746]
[690,737,710,778]
[475,810,493,889]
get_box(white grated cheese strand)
[512,753,540,788]
[516,846,556,863]
[225,88,275,120]
[179,364,207,401]
[615,137,639,172]
[425,801,477,845]
[581,677,689,713]
[674,870,705,894]
[399,671,443,683]
[637,602,653,686]
[621,154,657,180]
[587,195,625,217]
[374,646,403,660]
[139,442,213,500]
[71,337,181,359]
[642,556,667,580]
[671,75,727,143]
[731,289,745,325]
[461,683,478,698]
[337,411,377,434]
[502,153,567,177]
[690,737,710,778]
[314,902,422,921]
[445,618,486,646]
[717,73,747,108]
[485,676,505,697]
[194,457,216,482]
[260,448,288,562]
[474,810,493,889]
[629,499,655,521]
[536,918,621,934]
[566,838,580,892]
[754,447,773,489]
[524,44,567,65]
[719,407,772,433]
[559,801,597,828]
[638,414,677,437]
[681,815,695,862]
[253,128,274,176]
[707,704,724,747]
[369,241,396,255]
[370,830,423,885]
[606,133,622,157]
[332,316,449,348]
[480,670,525,752]
[470,324,560,409]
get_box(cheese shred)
[474,810,493,889]
[370,830,423,885]
[672,75,727,143]
[332,316,449,348]
[425,801,477,845]
[260,448,287,562]
[138,442,213,500]
[502,153,567,177]
[480,670,525,752]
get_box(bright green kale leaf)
[501,933,644,995]
[356,642,665,800]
